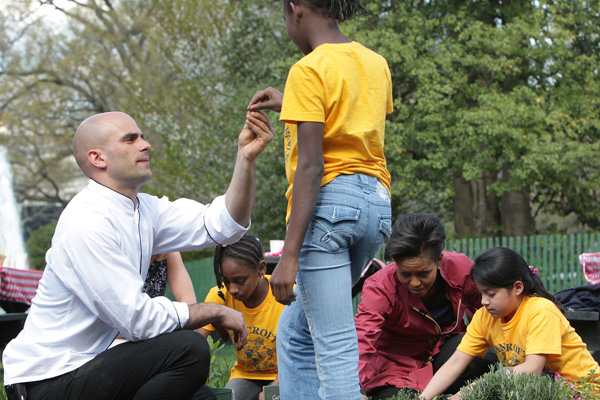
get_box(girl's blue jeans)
[276,174,392,400]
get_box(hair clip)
[529,266,538,275]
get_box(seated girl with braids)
[198,233,285,400]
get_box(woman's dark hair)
[214,233,264,299]
[284,0,368,22]
[384,214,446,263]
[472,247,565,313]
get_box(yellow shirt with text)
[458,295,599,385]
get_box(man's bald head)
[73,112,138,177]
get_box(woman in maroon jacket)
[355,214,497,400]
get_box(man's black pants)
[5,330,216,400]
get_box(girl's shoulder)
[519,296,568,327]
[525,296,563,315]
[525,295,558,309]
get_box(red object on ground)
[0,267,43,305]
[579,253,600,285]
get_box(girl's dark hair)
[285,0,368,22]
[384,214,446,263]
[214,233,264,299]
[472,247,565,313]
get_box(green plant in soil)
[378,364,598,400]
[206,336,236,389]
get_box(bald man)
[3,111,274,400]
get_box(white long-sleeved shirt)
[3,179,248,385]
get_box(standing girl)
[248,1,393,398]
[421,247,600,399]
[199,234,283,400]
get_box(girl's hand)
[270,254,298,305]
[248,87,283,113]
[239,110,275,160]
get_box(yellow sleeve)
[457,308,492,358]
[201,286,226,332]
[281,64,325,124]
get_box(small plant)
[206,336,235,389]
[573,369,600,400]
[457,364,589,400]
[380,365,598,400]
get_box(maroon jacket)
[355,251,480,393]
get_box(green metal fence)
[447,233,600,293]
[175,233,600,303]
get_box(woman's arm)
[420,350,474,400]
[166,252,197,304]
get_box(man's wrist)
[185,303,223,330]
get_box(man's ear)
[88,149,107,169]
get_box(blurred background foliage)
[0,0,598,250]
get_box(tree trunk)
[453,172,501,238]
[500,163,534,236]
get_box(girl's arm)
[166,252,197,304]
[248,87,283,112]
[512,354,547,375]
[270,121,324,305]
[420,350,474,400]
[196,327,215,338]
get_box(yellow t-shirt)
[202,275,284,381]
[280,41,393,223]
[457,295,600,384]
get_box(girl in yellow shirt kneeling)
[199,234,283,400]
[421,247,599,400]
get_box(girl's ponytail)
[528,268,565,313]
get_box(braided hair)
[213,233,264,300]
[471,247,565,314]
[284,0,368,22]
